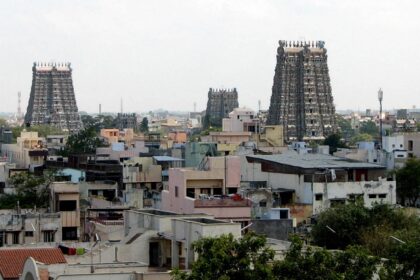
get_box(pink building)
[161,156,251,223]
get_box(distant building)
[204,88,239,128]
[24,62,82,132]
[396,109,408,119]
[46,135,67,155]
[244,152,396,221]
[1,131,47,169]
[116,113,138,130]
[401,132,420,158]
[50,182,81,241]
[267,40,337,141]
[222,107,259,133]
[161,156,251,223]
[0,210,62,246]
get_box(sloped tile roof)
[0,248,66,279]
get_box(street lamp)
[378,88,383,149]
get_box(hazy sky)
[0,0,419,114]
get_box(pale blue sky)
[0,0,419,113]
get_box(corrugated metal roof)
[0,248,66,279]
[247,152,385,170]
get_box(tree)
[273,236,379,280]
[0,118,7,127]
[171,232,275,280]
[140,117,149,132]
[26,124,64,137]
[311,203,420,260]
[171,233,382,280]
[349,133,373,146]
[380,237,420,280]
[59,126,105,156]
[311,202,371,249]
[0,171,54,209]
[323,133,346,154]
[359,120,378,137]
[336,114,355,140]
[396,157,420,206]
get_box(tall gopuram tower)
[267,40,337,141]
[24,62,82,133]
[204,88,239,128]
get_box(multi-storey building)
[267,40,337,141]
[24,62,82,132]
[0,131,47,169]
[116,113,138,130]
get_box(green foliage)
[59,126,105,156]
[349,133,373,146]
[81,114,117,133]
[380,237,420,280]
[199,126,222,136]
[273,236,380,280]
[27,124,64,137]
[0,171,54,209]
[12,126,24,141]
[10,125,64,143]
[172,233,382,280]
[359,120,378,137]
[311,202,371,249]
[323,133,346,154]
[312,203,420,260]
[171,232,275,280]
[140,117,149,132]
[0,118,7,127]
[336,114,355,140]
[396,157,420,206]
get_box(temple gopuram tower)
[267,40,337,141]
[204,88,239,128]
[24,62,82,133]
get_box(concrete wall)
[312,179,396,214]
[162,156,243,217]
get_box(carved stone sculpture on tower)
[24,62,82,133]
[267,40,337,141]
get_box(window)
[12,232,19,244]
[59,200,77,211]
[408,140,413,151]
[175,186,178,197]
[259,201,267,207]
[368,194,377,199]
[25,231,34,237]
[0,232,4,247]
[43,231,55,242]
[315,194,323,201]
[378,194,387,199]
[62,227,77,241]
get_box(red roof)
[0,248,66,279]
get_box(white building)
[1,131,47,169]
[222,107,259,133]
[243,152,396,219]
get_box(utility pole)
[378,88,383,149]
